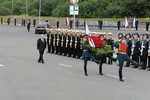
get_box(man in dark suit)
[33,19,36,27]
[98,19,103,30]
[135,20,138,31]
[117,20,121,30]
[27,20,31,32]
[57,21,59,28]
[146,21,149,31]
[14,18,17,26]
[1,17,3,24]
[37,34,46,64]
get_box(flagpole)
[26,0,28,17]
[39,0,41,23]
[73,5,76,30]
[12,0,14,15]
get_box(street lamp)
[12,0,14,14]
[26,0,28,17]
[39,0,41,23]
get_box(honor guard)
[62,29,67,56]
[72,31,76,58]
[58,29,63,55]
[107,32,114,64]
[116,37,140,82]
[66,31,72,57]
[56,29,61,54]
[54,29,59,54]
[131,33,141,68]
[124,33,132,67]
[139,34,149,70]
[81,35,99,76]
[147,34,150,71]
[139,34,143,63]
[76,31,82,59]
[46,29,50,53]
[102,32,107,63]
[51,29,55,54]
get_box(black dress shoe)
[38,61,41,63]
[85,73,88,76]
[99,73,104,75]
[124,65,130,67]
[42,61,44,64]
[120,79,125,82]
[147,68,150,71]
[139,67,146,70]
[132,65,138,68]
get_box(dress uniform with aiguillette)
[124,33,132,67]
[139,34,149,70]
[131,33,141,68]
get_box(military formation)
[46,28,150,71]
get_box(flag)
[132,17,136,28]
[84,21,90,36]
[65,17,69,26]
[88,36,104,48]
[125,16,129,28]
[88,38,95,47]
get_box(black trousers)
[136,26,138,31]
[147,57,150,68]
[48,45,51,53]
[38,50,44,63]
[132,53,139,63]
[118,26,120,30]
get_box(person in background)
[14,18,17,26]
[57,21,60,28]
[124,33,132,67]
[146,21,149,31]
[76,19,79,29]
[107,32,114,64]
[7,17,10,25]
[98,18,103,30]
[33,19,36,27]
[23,19,26,26]
[70,19,73,29]
[27,19,31,32]
[135,20,139,31]
[1,17,3,24]
[37,34,46,64]
[117,20,121,30]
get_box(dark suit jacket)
[37,38,46,50]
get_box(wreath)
[84,36,114,57]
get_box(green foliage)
[0,0,149,18]
[0,7,12,15]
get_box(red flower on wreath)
[87,36,105,48]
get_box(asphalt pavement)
[0,25,150,100]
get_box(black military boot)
[147,68,150,71]
[84,66,88,76]
[139,63,146,70]
[131,61,140,68]
[119,70,124,82]
[99,63,103,75]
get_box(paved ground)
[0,25,150,100]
